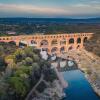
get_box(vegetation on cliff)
[0,44,57,100]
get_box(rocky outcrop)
[32,80,66,100]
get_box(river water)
[62,70,100,100]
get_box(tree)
[24,47,34,57]
[0,57,6,71]
[15,66,32,77]
[32,63,40,71]
[0,45,4,56]
[14,49,26,63]
[0,80,9,100]
[31,63,41,80]
[25,57,33,66]
[33,54,40,62]
[8,76,29,96]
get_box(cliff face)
[84,33,100,57]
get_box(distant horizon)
[0,17,100,19]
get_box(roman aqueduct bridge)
[0,33,93,54]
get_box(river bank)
[62,70,100,100]
[85,74,100,97]
[78,50,100,97]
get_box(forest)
[0,43,57,100]
[0,23,100,35]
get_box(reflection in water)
[62,70,100,100]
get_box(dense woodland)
[0,43,57,100]
[0,23,100,35]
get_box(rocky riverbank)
[80,50,100,97]
[59,49,100,97]
[32,80,66,100]
[85,74,100,97]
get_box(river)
[62,70,100,100]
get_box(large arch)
[60,46,65,53]
[84,37,88,42]
[19,42,27,47]
[51,47,58,53]
[19,40,28,47]
[40,40,48,46]
[77,38,81,43]
[60,38,66,45]
[8,41,16,45]
[51,39,58,46]
[69,38,74,44]
[31,40,37,44]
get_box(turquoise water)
[62,70,100,100]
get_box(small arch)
[40,40,48,46]
[60,38,66,45]
[6,38,9,40]
[68,46,73,51]
[3,38,5,40]
[31,40,37,44]
[51,47,58,53]
[42,48,48,52]
[77,38,81,43]
[77,45,80,49]
[84,37,88,42]
[69,38,74,44]
[51,39,58,46]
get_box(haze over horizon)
[0,0,100,18]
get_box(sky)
[0,0,100,18]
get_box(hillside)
[84,33,100,57]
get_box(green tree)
[25,57,33,66]
[33,54,40,62]
[14,49,26,63]
[15,66,32,77]
[32,63,40,71]
[0,80,9,100]
[0,45,4,56]
[8,76,29,96]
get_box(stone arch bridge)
[0,33,93,54]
